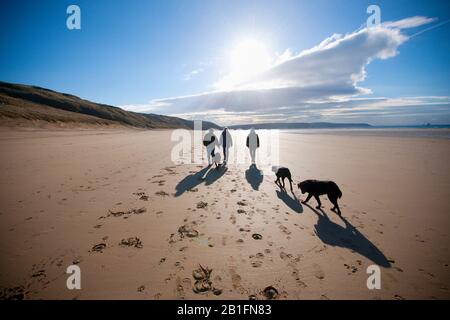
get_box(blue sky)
[1,0,449,125]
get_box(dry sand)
[0,128,449,300]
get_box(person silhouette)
[219,127,233,165]
[203,128,218,166]
[246,128,259,165]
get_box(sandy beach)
[0,128,449,300]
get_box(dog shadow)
[276,189,303,213]
[306,204,391,268]
[174,166,211,197]
[245,164,263,191]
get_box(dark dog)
[298,180,343,215]
[272,166,293,192]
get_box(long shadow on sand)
[245,164,263,190]
[276,189,303,213]
[205,165,228,186]
[174,166,211,197]
[306,204,391,268]
[175,165,227,196]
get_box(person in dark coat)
[219,127,233,165]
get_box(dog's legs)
[334,200,342,215]
[314,195,322,209]
[336,204,342,215]
[302,193,312,204]
[275,177,280,187]
[282,178,286,189]
[329,195,337,210]
[329,195,341,215]
[289,179,293,192]
[328,194,341,215]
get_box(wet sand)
[0,129,449,299]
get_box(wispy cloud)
[382,16,437,29]
[121,16,449,125]
[183,68,204,81]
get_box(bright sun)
[217,38,271,90]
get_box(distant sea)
[283,126,450,140]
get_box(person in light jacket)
[246,128,260,165]
[203,128,218,166]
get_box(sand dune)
[0,129,449,300]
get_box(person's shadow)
[306,204,391,268]
[245,164,263,190]
[205,165,228,185]
[276,189,303,213]
[174,166,211,197]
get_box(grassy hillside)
[0,82,219,129]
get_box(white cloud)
[382,16,437,29]
[121,16,449,125]
[120,100,170,113]
[183,68,204,81]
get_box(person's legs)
[206,146,213,165]
[250,148,256,164]
[207,152,212,165]
[223,145,227,162]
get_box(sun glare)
[217,38,271,90]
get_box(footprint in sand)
[91,243,107,253]
[280,252,292,261]
[31,269,46,279]
[291,268,308,288]
[163,166,177,175]
[252,233,263,240]
[313,264,325,280]
[278,224,291,235]
[137,285,145,293]
[176,277,192,299]
[344,263,358,275]
[229,267,245,294]
[175,277,185,299]
[249,253,265,268]
[133,192,149,201]
[172,223,200,242]
[107,207,146,218]
[119,237,143,249]
[0,286,27,300]
[197,201,208,209]
[152,180,166,186]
